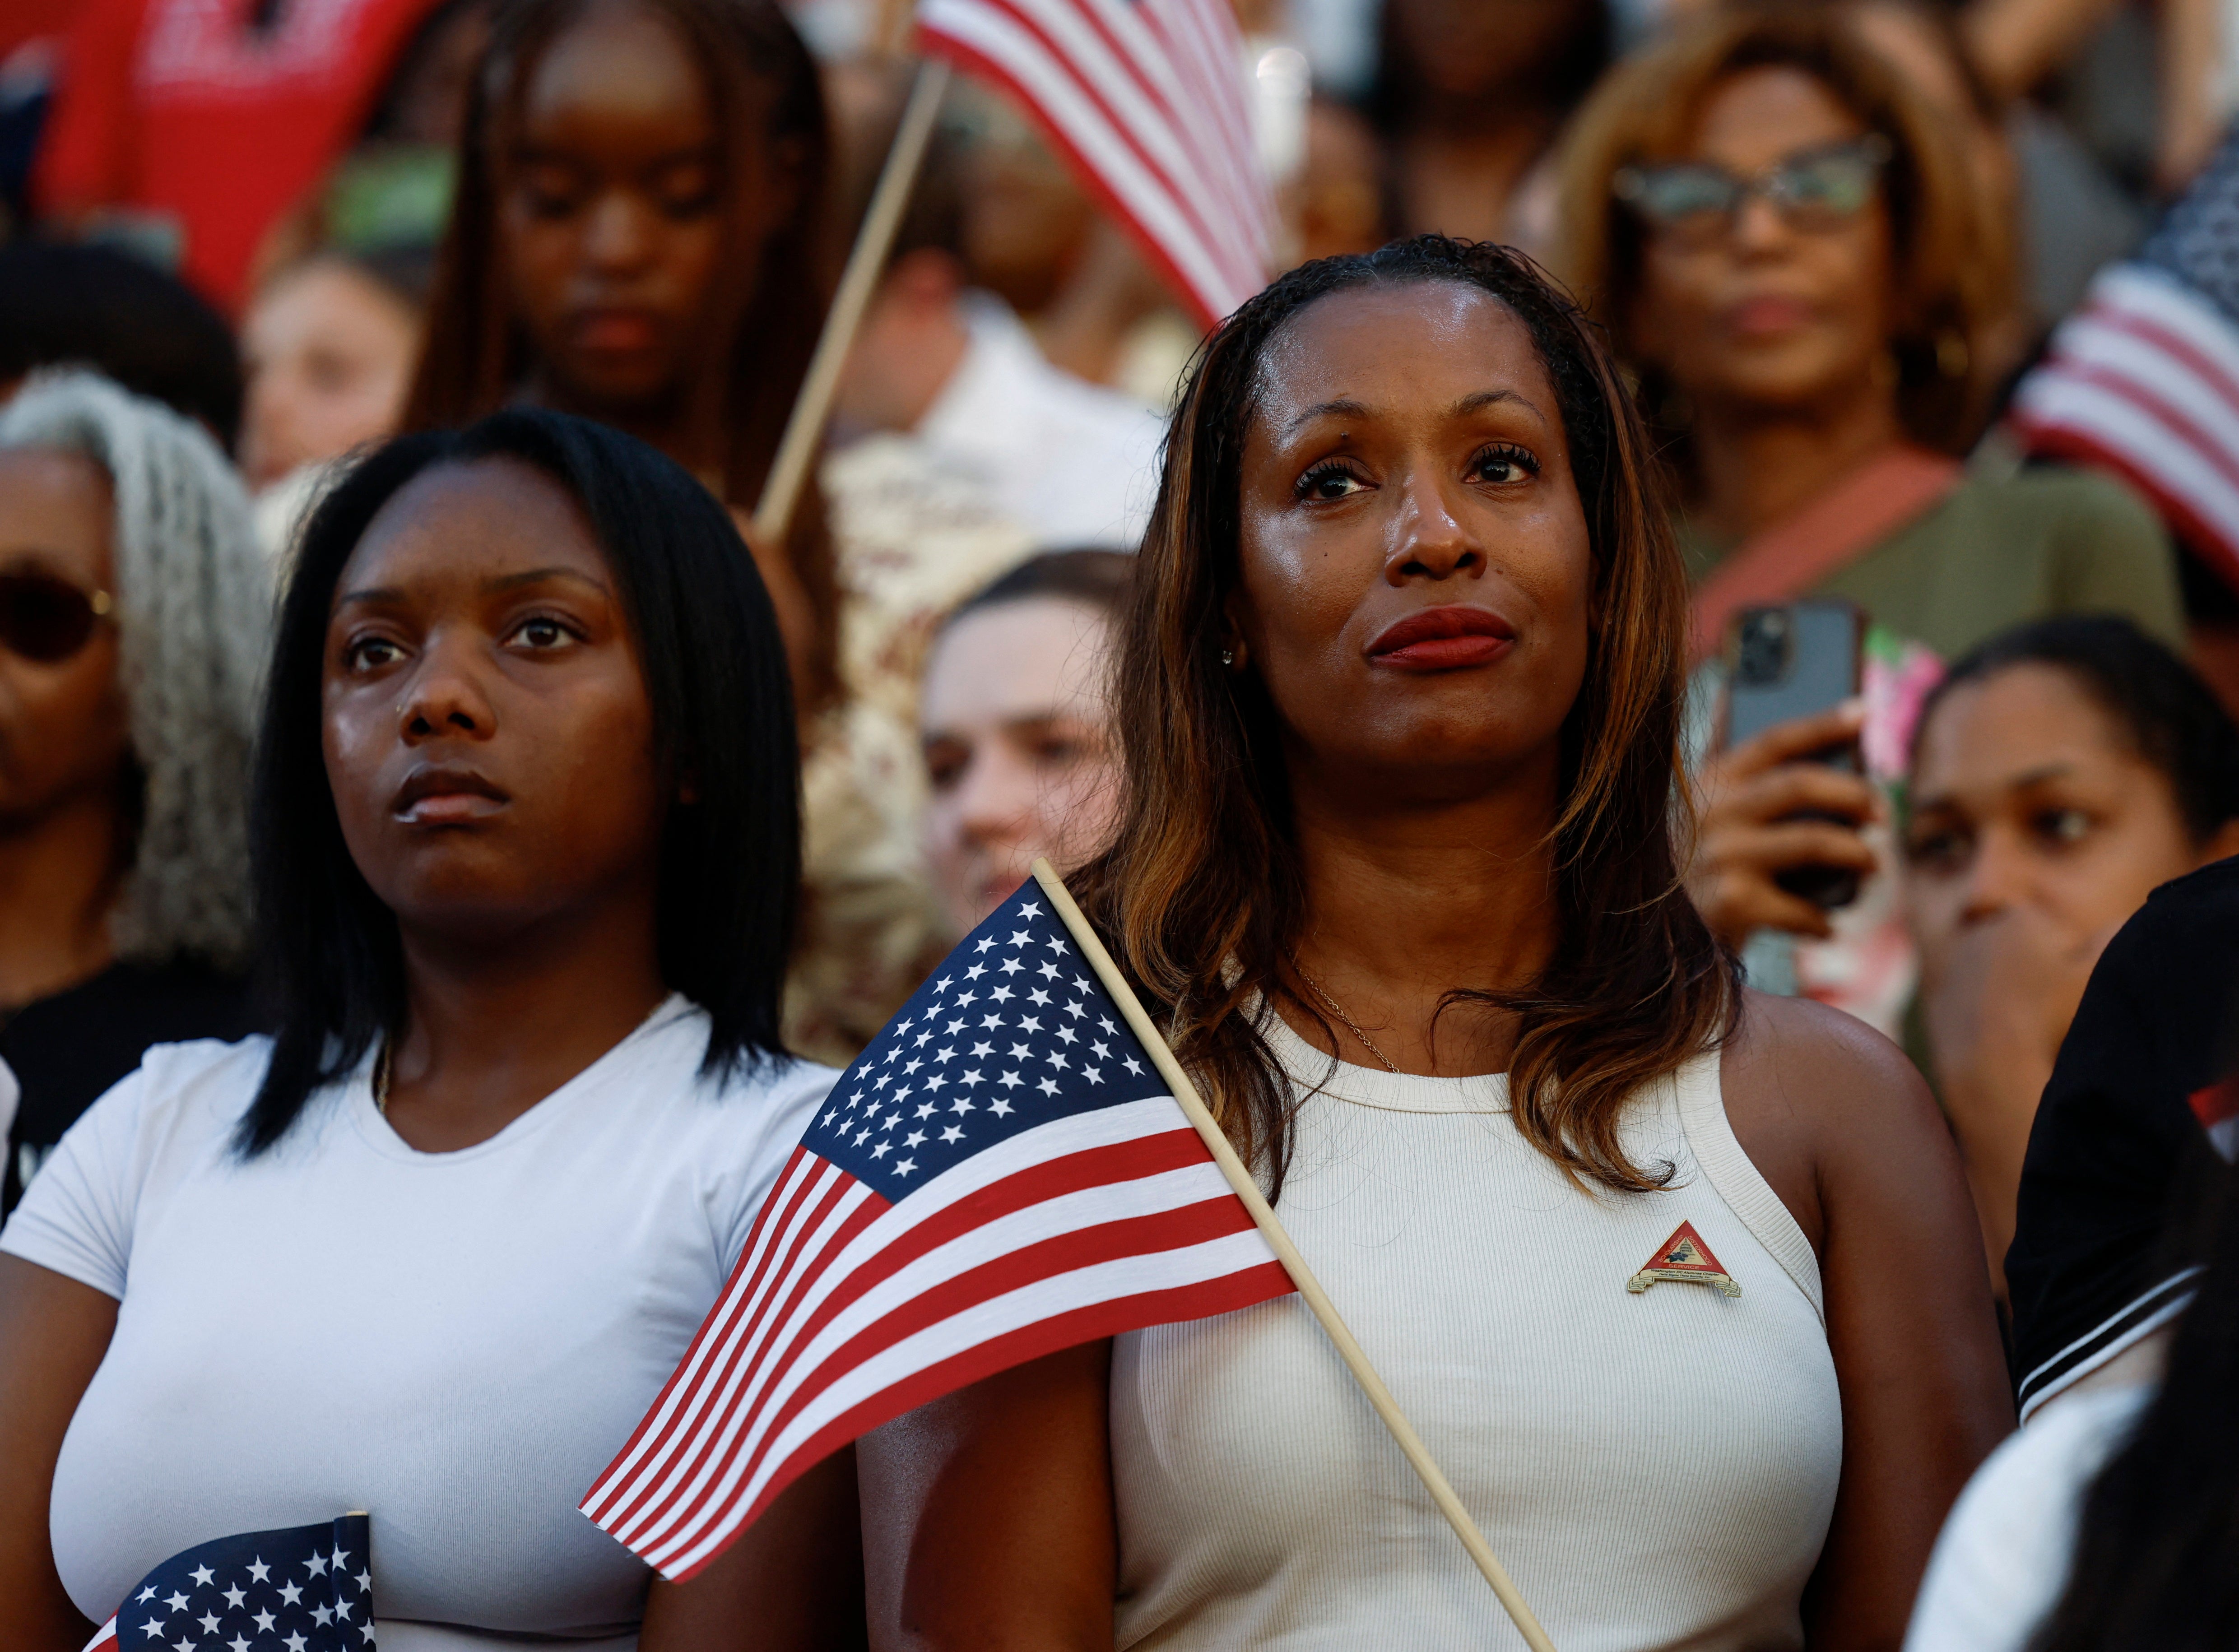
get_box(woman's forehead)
[1252,282,1558,435]
[1666,65,1864,164]
[0,447,114,584]
[339,457,607,589]
[514,1,714,141]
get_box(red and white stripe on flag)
[2012,262,2239,590]
[914,0,1272,330]
[580,1099,1291,1579]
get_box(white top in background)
[915,293,1166,551]
[0,998,833,1652]
[1110,1016,1843,1650]
[1905,1383,2151,1652]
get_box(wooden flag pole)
[750,56,952,548]
[1029,859,1561,1652]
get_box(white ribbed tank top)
[1110,1015,1842,1651]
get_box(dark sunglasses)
[1613,136,1893,237]
[0,570,114,664]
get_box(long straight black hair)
[241,408,799,1153]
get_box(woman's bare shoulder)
[1724,988,1932,1109]
[1718,988,1945,1255]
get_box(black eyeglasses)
[1613,136,1893,240]
[0,571,114,664]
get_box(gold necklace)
[1287,955,1403,1075]
[372,1040,393,1117]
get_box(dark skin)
[503,0,737,450]
[0,458,859,1650]
[497,0,814,689]
[1642,69,1899,946]
[857,284,2011,1650]
[0,450,129,1008]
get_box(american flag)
[914,0,1272,329]
[84,1515,372,1652]
[2011,125,2239,590]
[580,882,1294,1579]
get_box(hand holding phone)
[1686,602,1881,946]
[1724,602,1868,911]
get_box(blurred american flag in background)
[2013,125,2239,593]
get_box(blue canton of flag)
[810,894,1153,1188]
[84,1514,372,1652]
[583,880,1295,1580]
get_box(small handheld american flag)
[83,1513,372,1652]
[914,0,1272,329]
[2011,124,2239,590]
[579,878,1295,1579]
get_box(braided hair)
[0,369,270,967]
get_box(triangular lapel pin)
[1627,1220,1742,1297]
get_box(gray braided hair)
[0,370,269,967]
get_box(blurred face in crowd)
[1904,664,2239,968]
[322,458,665,944]
[1629,66,1898,421]
[1228,281,1592,801]
[950,84,1096,315]
[0,450,127,836]
[920,597,1122,932]
[241,258,422,490]
[497,0,762,416]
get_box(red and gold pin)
[1627,1220,1741,1298]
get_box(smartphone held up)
[1724,599,1867,912]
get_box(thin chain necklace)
[1287,954,1403,1074]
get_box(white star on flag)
[77,1515,374,1652]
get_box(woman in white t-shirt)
[855,238,2014,1648]
[0,410,851,1650]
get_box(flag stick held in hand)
[750,57,951,549]
[1029,859,1561,1652]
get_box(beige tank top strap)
[1672,1047,1825,1323]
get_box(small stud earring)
[1219,647,1236,667]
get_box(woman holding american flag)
[855,237,2013,1650]
[0,411,859,1651]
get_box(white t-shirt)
[0,997,833,1651]
[1905,1383,2151,1652]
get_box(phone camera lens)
[1736,612,1790,687]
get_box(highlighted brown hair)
[1070,237,1737,1194]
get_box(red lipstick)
[1364,605,1518,672]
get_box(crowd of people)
[2,0,2239,1645]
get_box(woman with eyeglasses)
[0,371,267,1218]
[1556,6,2184,971]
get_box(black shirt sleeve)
[2006,857,2239,1418]
[0,959,258,1215]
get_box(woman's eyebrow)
[1279,396,1374,437]
[1454,388,1547,422]
[484,566,611,595]
[333,585,406,610]
[2004,761,2080,791]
